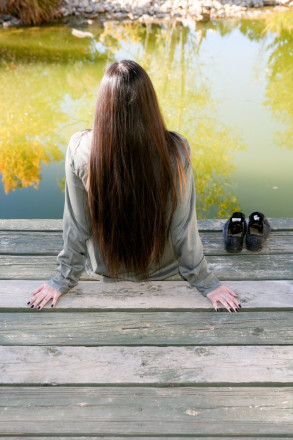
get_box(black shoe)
[223,212,247,253]
[246,211,271,252]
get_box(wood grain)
[1,345,293,384]
[0,387,293,435]
[1,254,292,280]
[1,310,293,345]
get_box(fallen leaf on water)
[71,29,94,39]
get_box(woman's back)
[46,127,220,296]
[67,128,188,280]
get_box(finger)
[51,295,59,308]
[37,295,52,311]
[217,297,233,313]
[232,297,241,309]
[29,292,47,309]
[228,289,238,297]
[220,289,240,311]
[233,299,241,311]
[210,298,220,312]
[223,286,238,296]
[31,284,44,295]
[224,291,241,311]
[225,296,240,312]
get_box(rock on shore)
[1,0,293,27]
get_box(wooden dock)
[0,217,293,438]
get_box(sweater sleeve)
[46,133,92,295]
[170,140,221,297]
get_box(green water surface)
[0,14,293,219]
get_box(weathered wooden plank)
[197,217,293,231]
[0,387,292,435]
[0,256,101,281]
[1,280,293,309]
[204,254,293,279]
[0,254,292,281]
[1,345,293,384]
[1,230,292,255]
[0,438,290,440]
[0,219,63,231]
[0,232,62,255]
[0,217,292,231]
[1,311,292,346]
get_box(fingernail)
[30,305,34,308]
[37,306,40,310]
[51,304,54,307]
[235,308,239,312]
[238,304,242,308]
[229,308,234,312]
[27,301,30,305]
[216,308,220,312]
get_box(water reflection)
[0,16,292,218]
[0,64,64,194]
[140,23,246,218]
[263,11,293,151]
[0,27,105,194]
[225,15,293,152]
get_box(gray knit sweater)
[46,130,221,297]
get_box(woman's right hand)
[206,285,241,313]
[27,283,62,311]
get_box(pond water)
[0,14,293,219]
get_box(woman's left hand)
[27,283,62,311]
[206,285,241,313]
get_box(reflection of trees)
[0,67,64,193]
[264,10,293,36]
[0,26,105,63]
[200,15,293,154]
[0,27,107,194]
[0,61,100,193]
[57,176,66,193]
[236,13,293,151]
[263,11,293,150]
[238,19,266,42]
[0,139,63,195]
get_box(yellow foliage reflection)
[0,27,105,195]
[0,65,64,194]
[263,10,293,36]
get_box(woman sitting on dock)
[27,59,241,313]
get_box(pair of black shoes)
[223,211,271,253]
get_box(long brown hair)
[88,60,190,279]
